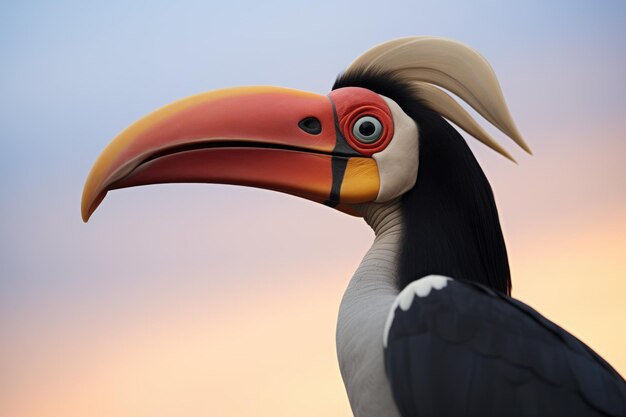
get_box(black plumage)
[384,278,626,416]
[333,70,511,295]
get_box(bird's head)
[82,37,530,294]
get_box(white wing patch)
[383,275,452,347]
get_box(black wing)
[384,276,626,417]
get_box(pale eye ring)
[352,116,383,143]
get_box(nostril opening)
[298,117,322,135]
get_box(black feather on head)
[333,69,512,295]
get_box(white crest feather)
[345,36,531,159]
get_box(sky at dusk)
[1,1,625,416]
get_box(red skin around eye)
[328,87,394,156]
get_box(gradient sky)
[1,1,626,416]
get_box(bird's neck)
[336,200,403,417]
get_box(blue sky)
[1,0,625,190]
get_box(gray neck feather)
[336,200,403,417]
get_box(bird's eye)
[352,116,383,143]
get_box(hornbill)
[81,37,626,416]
